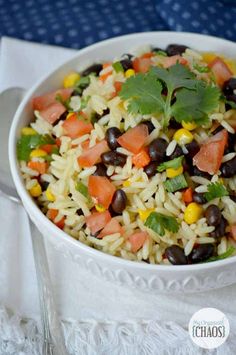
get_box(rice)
[18,45,236,266]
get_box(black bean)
[152,47,165,53]
[101,151,127,166]
[221,156,236,177]
[40,181,49,191]
[185,140,200,158]
[224,133,236,154]
[169,145,183,160]
[144,162,158,178]
[91,108,110,124]
[192,192,207,204]
[93,163,107,176]
[166,44,188,56]
[192,166,211,179]
[143,120,155,134]
[222,78,236,96]
[230,194,236,203]
[165,245,188,265]
[81,63,103,77]
[111,189,127,214]
[90,230,101,238]
[105,127,122,150]
[122,53,133,60]
[190,244,214,263]
[169,118,182,129]
[120,58,133,71]
[205,205,222,227]
[225,93,236,104]
[209,217,227,239]
[148,138,168,162]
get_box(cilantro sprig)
[145,212,179,236]
[204,182,229,202]
[157,156,184,172]
[119,63,220,127]
[205,246,235,262]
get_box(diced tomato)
[40,102,66,124]
[141,52,154,59]
[182,187,193,204]
[230,225,236,241]
[103,63,112,69]
[114,81,123,94]
[100,71,112,82]
[193,129,228,175]
[28,161,48,174]
[162,55,187,68]
[81,139,90,150]
[62,113,93,139]
[88,176,116,209]
[55,138,61,147]
[47,209,65,229]
[40,144,57,154]
[32,88,73,110]
[128,231,148,253]
[78,139,109,167]
[98,218,122,239]
[117,124,149,154]
[133,57,152,73]
[132,148,151,168]
[208,57,233,87]
[85,210,111,235]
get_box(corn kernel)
[202,52,216,64]
[138,208,155,221]
[184,202,203,224]
[45,187,55,202]
[173,128,193,145]
[30,149,47,158]
[182,121,197,131]
[125,69,135,78]
[95,204,106,212]
[29,183,42,197]
[63,72,80,88]
[66,112,75,120]
[123,179,131,187]
[21,127,37,136]
[166,165,183,179]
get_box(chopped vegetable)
[17,134,54,161]
[166,165,183,179]
[63,72,80,88]
[98,218,122,238]
[154,50,167,57]
[230,225,236,241]
[145,212,179,236]
[193,129,228,175]
[206,246,235,262]
[113,81,123,95]
[157,156,184,172]
[45,187,55,202]
[119,63,220,127]
[129,231,148,252]
[117,124,149,154]
[78,140,109,167]
[27,161,48,174]
[39,144,58,154]
[62,113,93,139]
[162,55,187,68]
[138,208,155,221]
[88,176,116,209]
[76,181,89,198]
[173,128,193,145]
[85,210,111,235]
[112,61,124,73]
[184,202,203,224]
[133,57,152,73]
[182,187,193,204]
[32,88,73,110]
[208,57,232,86]
[73,75,91,95]
[132,148,151,168]
[204,182,229,202]
[40,102,66,124]
[193,63,210,73]
[29,182,42,197]
[47,209,65,229]
[164,174,188,192]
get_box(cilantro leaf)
[151,63,196,92]
[157,156,184,172]
[204,182,229,202]
[145,212,179,236]
[206,246,235,262]
[172,82,220,124]
[73,75,91,95]
[119,71,165,115]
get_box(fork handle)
[29,221,67,355]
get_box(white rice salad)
[17,44,236,265]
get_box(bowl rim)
[9,31,236,272]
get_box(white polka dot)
[173,3,180,11]
[182,12,191,20]
[226,29,233,37]
[200,12,208,21]
[224,12,232,20]
[210,23,216,31]
[54,34,64,43]
[217,19,224,26]
[168,17,175,26]
[176,24,183,31]
[191,2,199,10]
[84,36,95,45]
[208,6,216,14]
[23,32,33,40]
[163,0,171,4]
[98,30,108,39]
[68,29,78,37]
[192,20,200,28]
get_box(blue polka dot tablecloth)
[0,0,236,49]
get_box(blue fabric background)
[0,0,236,49]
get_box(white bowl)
[9,32,236,293]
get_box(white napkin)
[0,36,236,354]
